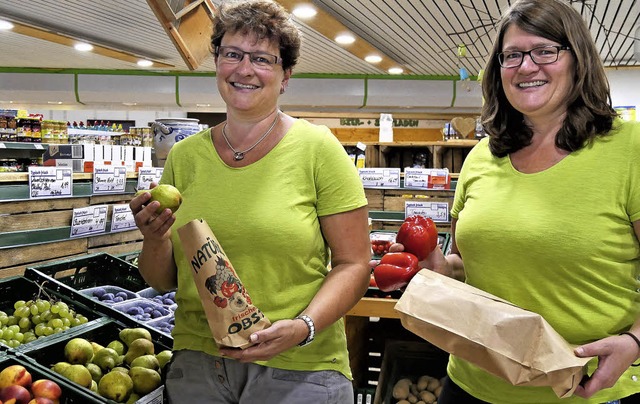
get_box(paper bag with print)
[178,219,271,349]
[395,269,590,398]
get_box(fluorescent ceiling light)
[47,101,63,105]
[137,60,153,67]
[365,55,382,64]
[0,20,14,30]
[335,34,355,45]
[122,102,137,106]
[388,67,404,75]
[74,42,93,52]
[292,5,317,19]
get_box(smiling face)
[500,25,574,123]
[216,31,291,117]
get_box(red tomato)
[395,215,438,261]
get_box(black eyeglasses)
[214,45,281,70]
[497,45,571,68]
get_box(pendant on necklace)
[233,152,245,161]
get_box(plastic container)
[137,287,176,307]
[370,231,396,258]
[22,320,168,404]
[0,353,99,403]
[81,285,139,304]
[113,298,171,322]
[147,314,174,336]
[25,252,147,292]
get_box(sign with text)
[28,166,73,199]
[110,204,137,232]
[404,168,431,189]
[93,165,127,194]
[70,205,108,237]
[137,167,164,190]
[358,168,401,188]
[405,201,450,223]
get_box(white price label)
[28,166,73,199]
[93,165,127,194]
[70,205,108,237]
[404,168,430,189]
[110,204,137,232]
[137,167,164,190]
[405,201,450,223]
[358,168,401,188]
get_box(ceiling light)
[137,60,153,67]
[365,55,382,64]
[122,102,137,106]
[388,67,404,75]
[335,34,355,45]
[0,20,14,30]
[292,5,317,19]
[196,103,211,107]
[47,101,63,105]
[74,42,93,52]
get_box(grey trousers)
[165,350,355,404]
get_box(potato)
[426,378,441,392]
[416,375,435,391]
[397,401,410,404]
[410,383,419,396]
[419,390,437,404]
[393,383,410,400]
[407,394,418,403]
[434,385,443,397]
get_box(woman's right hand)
[129,184,175,241]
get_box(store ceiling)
[0,0,638,77]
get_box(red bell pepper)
[373,252,420,292]
[395,215,438,260]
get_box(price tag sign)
[358,168,401,188]
[28,166,73,199]
[405,201,450,223]
[70,205,108,237]
[404,168,430,189]
[110,204,137,232]
[137,167,164,190]
[93,165,127,194]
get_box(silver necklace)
[221,111,280,161]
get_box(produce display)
[47,327,171,403]
[85,286,137,304]
[391,374,443,404]
[0,299,90,349]
[0,364,62,404]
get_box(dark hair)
[481,0,617,157]
[211,0,301,71]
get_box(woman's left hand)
[218,319,307,362]
[572,334,640,398]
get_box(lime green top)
[450,120,640,403]
[161,119,367,378]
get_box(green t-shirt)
[450,120,640,403]
[160,118,367,378]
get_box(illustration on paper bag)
[205,256,252,312]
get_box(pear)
[156,350,173,370]
[64,338,94,365]
[90,379,99,394]
[111,366,130,374]
[119,328,152,347]
[130,354,160,371]
[135,184,182,214]
[61,364,93,388]
[85,362,103,383]
[129,367,162,395]
[124,338,155,364]
[107,340,126,356]
[51,361,71,375]
[90,341,105,355]
[92,347,119,372]
[98,371,133,403]
[125,393,141,404]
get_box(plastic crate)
[25,252,147,292]
[23,319,169,404]
[0,353,99,404]
[0,276,104,351]
[146,315,174,337]
[373,340,449,404]
[81,285,139,305]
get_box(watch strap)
[295,314,315,347]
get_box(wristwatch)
[295,314,315,347]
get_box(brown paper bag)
[178,218,271,349]
[395,269,590,398]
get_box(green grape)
[3,329,14,340]
[13,300,26,310]
[0,339,6,346]
[31,314,42,325]
[8,339,20,348]
[42,300,51,311]
[59,310,72,320]
[50,304,60,314]
[70,317,82,327]
[23,331,35,340]
[0,329,3,339]
[8,325,19,334]
[14,306,30,318]
[43,327,54,336]
[6,316,17,326]
[35,300,47,312]
[78,315,89,324]
[0,316,7,326]
[34,325,46,337]
[50,318,63,328]
[57,302,69,312]
[40,310,51,322]
[30,304,39,316]
[62,318,71,327]
[61,325,70,331]
[14,332,24,343]
[18,317,30,330]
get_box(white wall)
[607,69,639,112]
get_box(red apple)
[0,366,32,389]
[28,398,57,404]
[30,380,61,402]
[0,385,32,404]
